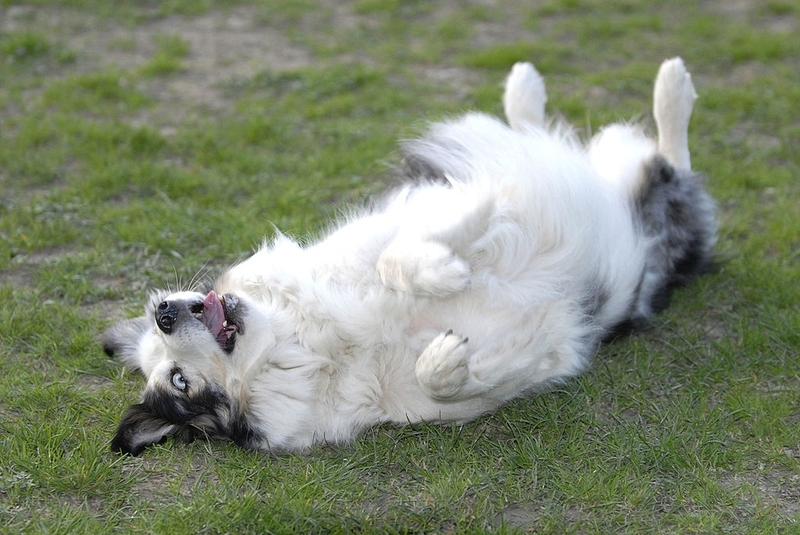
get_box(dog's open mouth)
[193,291,239,353]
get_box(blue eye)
[171,371,187,391]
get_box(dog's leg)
[377,194,493,297]
[653,57,696,171]
[503,62,547,132]
[417,302,590,401]
[377,239,471,297]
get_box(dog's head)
[104,290,261,455]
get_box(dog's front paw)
[377,240,470,297]
[411,242,471,296]
[415,330,470,399]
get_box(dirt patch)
[720,469,800,519]
[495,502,541,528]
[123,8,314,115]
[77,373,115,394]
[2,3,546,123]
[3,5,315,126]
[1,245,79,289]
[119,453,222,504]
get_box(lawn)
[1,0,798,533]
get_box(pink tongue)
[202,291,227,344]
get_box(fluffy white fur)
[104,58,717,455]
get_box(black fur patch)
[399,153,449,183]
[630,155,716,321]
[110,403,191,456]
[111,384,263,455]
[228,408,264,450]
[142,384,229,424]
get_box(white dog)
[104,58,717,455]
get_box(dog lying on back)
[104,58,716,455]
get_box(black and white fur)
[104,58,716,455]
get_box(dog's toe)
[415,330,470,399]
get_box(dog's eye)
[171,371,188,391]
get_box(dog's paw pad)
[415,330,470,399]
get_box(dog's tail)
[653,57,697,171]
[503,62,547,132]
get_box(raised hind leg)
[630,59,716,323]
[503,62,548,131]
[653,57,697,171]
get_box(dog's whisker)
[188,261,213,293]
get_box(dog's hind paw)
[415,330,470,399]
[504,61,547,132]
[655,58,696,116]
[654,57,696,170]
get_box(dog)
[104,57,717,455]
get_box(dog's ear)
[102,317,151,372]
[110,403,196,456]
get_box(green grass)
[1,0,799,532]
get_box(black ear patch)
[111,382,264,455]
[111,403,196,456]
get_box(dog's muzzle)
[155,300,180,334]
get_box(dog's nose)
[155,301,179,334]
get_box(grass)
[1,0,799,532]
